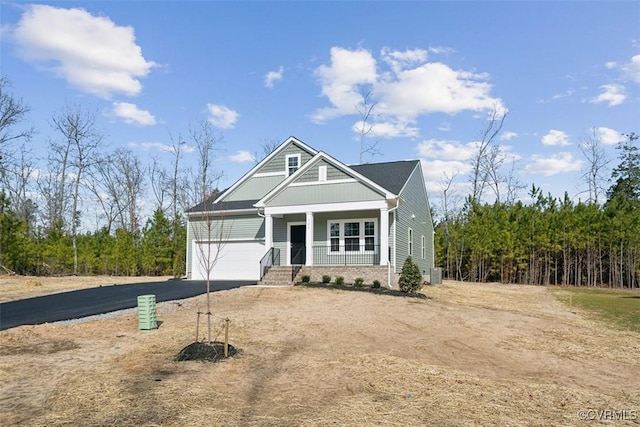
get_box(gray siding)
[189,214,265,242]
[395,165,434,274]
[267,181,384,207]
[295,160,351,183]
[258,144,314,174]
[224,175,283,202]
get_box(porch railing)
[259,247,281,280]
[312,245,380,265]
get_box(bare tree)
[469,107,507,203]
[0,77,34,156]
[579,128,610,204]
[254,137,280,164]
[184,120,227,343]
[354,90,381,163]
[51,105,101,274]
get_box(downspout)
[387,197,401,289]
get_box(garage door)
[192,241,265,281]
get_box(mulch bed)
[295,282,428,299]
[175,341,239,362]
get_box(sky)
[1,1,639,218]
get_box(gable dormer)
[219,137,316,203]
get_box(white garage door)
[192,241,265,281]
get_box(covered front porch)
[259,200,395,281]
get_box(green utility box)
[137,294,158,330]
[430,267,442,285]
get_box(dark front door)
[290,225,306,265]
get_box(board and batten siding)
[258,144,314,174]
[267,181,384,207]
[223,175,283,202]
[394,164,434,274]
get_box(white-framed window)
[318,165,327,181]
[286,154,301,176]
[408,228,413,256]
[421,235,425,259]
[327,219,377,252]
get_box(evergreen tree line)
[0,77,222,277]
[435,133,640,288]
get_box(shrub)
[398,256,423,293]
[335,276,344,286]
[301,275,311,283]
[354,277,364,287]
[372,280,381,289]
[322,275,331,283]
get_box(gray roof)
[350,160,419,194]
[187,198,259,214]
[188,159,419,213]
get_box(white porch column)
[265,214,273,251]
[305,211,314,265]
[380,207,389,265]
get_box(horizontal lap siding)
[260,144,314,174]
[396,166,434,274]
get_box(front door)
[290,224,306,265]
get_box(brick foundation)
[297,266,399,289]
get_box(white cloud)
[591,84,626,106]
[416,138,479,161]
[420,159,472,193]
[500,131,518,141]
[312,47,378,122]
[623,54,640,83]
[521,152,582,176]
[228,150,255,163]
[542,130,571,146]
[376,62,505,117]
[265,66,284,88]
[11,5,156,98]
[312,46,505,137]
[131,141,194,153]
[438,122,451,132]
[206,103,239,129]
[352,119,419,138]
[113,102,156,126]
[605,61,618,69]
[380,47,428,74]
[428,45,456,56]
[594,126,622,145]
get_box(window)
[286,154,300,176]
[408,228,413,256]
[421,235,426,259]
[319,165,327,181]
[327,219,377,252]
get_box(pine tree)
[398,256,423,293]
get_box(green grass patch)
[550,287,640,333]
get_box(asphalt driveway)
[0,279,253,331]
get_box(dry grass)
[1,278,639,426]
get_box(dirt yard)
[1,277,638,426]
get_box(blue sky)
[1,1,639,216]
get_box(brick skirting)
[297,265,399,289]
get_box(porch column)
[305,211,314,265]
[265,214,273,251]
[380,207,389,265]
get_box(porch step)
[257,266,302,286]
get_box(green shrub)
[301,275,311,283]
[335,276,344,286]
[398,256,423,293]
[322,275,331,283]
[354,277,364,287]
[372,280,381,289]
